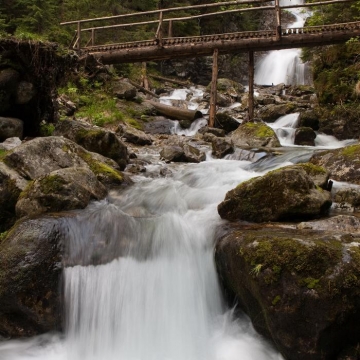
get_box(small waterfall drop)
[254,0,307,85]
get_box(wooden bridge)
[61,0,360,64]
[60,0,360,123]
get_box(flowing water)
[254,0,308,85]
[0,35,357,359]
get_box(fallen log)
[149,74,190,87]
[128,80,160,99]
[146,100,203,121]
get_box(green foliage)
[40,123,55,136]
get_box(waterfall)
[254,0,308,86]
[0,158,285,360]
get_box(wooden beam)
[248,50,254,122]
[93,27,360,64]
[60,0,271,25]
[209,48,219,128]
[275,0,281,41]
[80,5,274,33]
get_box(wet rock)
[214,112,240,133]
[15,81,36,104]
[216,78,245,96]
[0,217,64,337]
[160,145,185,162]
[231,122,280,148]
[297,215,360,232]
[16,167,107,218]
[199,126,225,137]
[294,127,316,146]
[309,144,360,184]
[179,120,192,129]
[215,225,360,360]
[212,137,234,158]
[183,144,206,163]
[298,110,319,130]
[257,103,297,122]
[218,164,332,222]
[54,119,128,169]
[333,187,360,212]
[0,117,23,141]
[160,143,205,163]
[143,117,173,135]
[118,125,153,146]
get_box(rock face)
[310,144,360,184]
[0,217,65,337]
[218,164,332,222]
[54,120,128,169]
[0,117,24,141]
[16,167,107,218]
[231,122,281,148]
[0,162,28,232]
[215,225,360,360]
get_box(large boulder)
[111,79,137,100]
[258,103,297,122]
[0,162,28,232]
[211,137,234,158]
[218,164,332,222]
[2,136,128,189]
[0,217,64,337]
[16,167,107,218]
[231,122,281,148]
[215,225,360,360]
[309,144,360,184]
[54,119,128,169]
[0,117,23,141]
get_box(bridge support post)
[248,50,254,122]
[77,21,81,51]
[275,0,282,41]
[209,48,218,128]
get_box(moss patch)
[244,122,275,138]
[39,175,67,194]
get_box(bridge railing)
[60,0,355,52]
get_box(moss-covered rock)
[0,217,65,337]
[231,121,281,148]
[16,167,107,218]
[309,144,360,184]
[215,225,360,360]
[218,164,332,222]
[54,119,128,169]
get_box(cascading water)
[254,0,308,85]
[0,156,285,360]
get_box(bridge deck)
[83,21,360,64]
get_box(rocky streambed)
[1,70,360,359]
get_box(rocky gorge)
[1,39,360,360]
